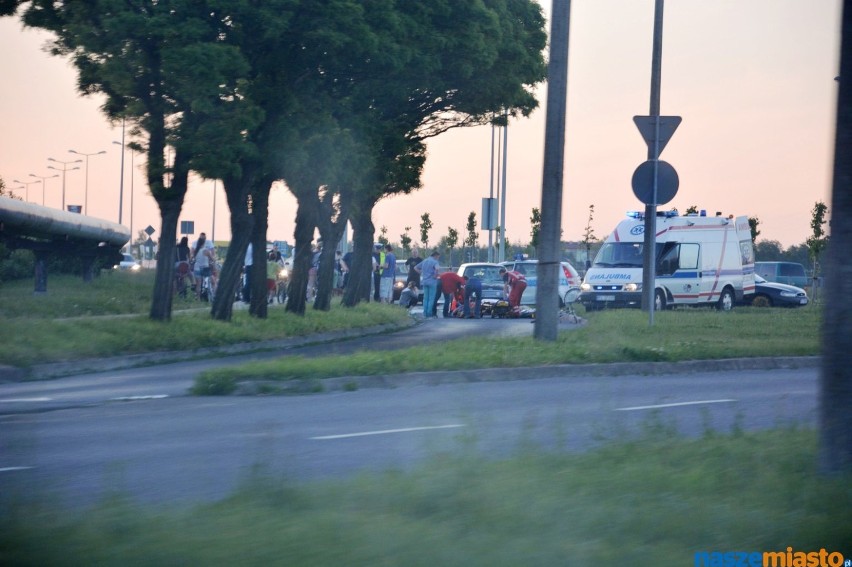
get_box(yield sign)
[633,115,682,157]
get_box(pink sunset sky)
[0,1,841,253]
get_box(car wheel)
[716,287,735,311]
[751,294,772,308]
[654,289,667,311]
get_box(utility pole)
[534,0,571,341]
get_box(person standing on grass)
[416,250,441,318]
[406,246,422,288]
[380,244,397,303]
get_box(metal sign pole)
[642,0,665,325]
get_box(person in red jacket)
[499,267,527,311]
[437,271,466,318]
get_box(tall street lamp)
[28,173,59,206]
[13,178,40,202]
[114,140,142,243]
[47,157,82,211]
[69,149,106,215]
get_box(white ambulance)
[579,210,755,311]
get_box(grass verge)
[195,305,820,394]
[0,271,410,368]
[1,428,848,566]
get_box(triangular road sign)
[633,115,682,157]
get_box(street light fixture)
[28,173,59,206]
[69,149,106,215]
[13,178,40,202]
[47,157,82,211]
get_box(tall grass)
[2,429,848,566]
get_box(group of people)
[409,250,485,319]
[174,233,218,300]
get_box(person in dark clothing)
[405,246,422,287]
[463,275,483,318]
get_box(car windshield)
[462,265,504,284]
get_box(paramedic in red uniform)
[499,267,527,311]
[437,271,466,318]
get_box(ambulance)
[579,210,755,311]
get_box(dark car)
[456,263,506,304]
[747,274,809,307]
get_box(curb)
[233,356,821,395]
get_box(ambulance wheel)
[654,289,667,311]
[716,287,735,311]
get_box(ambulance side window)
[679,244,699,270]
[657,243,679,276]
[658,243,699,276]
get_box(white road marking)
[311,424,465,440]
[615,399,737,411]
[0,466,34,473]
[0,398,53,403]
[110,395,169,401]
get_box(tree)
[530,207,542,254]
[807,201,829,277]
[748,217,761,243]
[13,1,260,321]
[465,212,478,262]
[0,177,22,200]
[581,204,598,271]
[337,0,546,307]
[420,213,433,249]
[820,0,852,474]
[684,205,699,215]
[446,227,459,267]
[400,227,413,257]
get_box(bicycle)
[198,263,218,303]
[174,261,192,299]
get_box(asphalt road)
[0,318,820,510]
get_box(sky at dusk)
[0,1,841,254]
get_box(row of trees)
[1,0,547,321]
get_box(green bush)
[0,246,34,282]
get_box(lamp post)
[114,137,142,237]
[28,173,59,206]
[13,179,40,202]
[69,149,106,215]
[47,157,82,211]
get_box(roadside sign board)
[631,160,679,205]
[633,115,682,157]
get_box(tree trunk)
[211,178,254,321]
[342,203,375,307]
[149,200,181,321]
[249,184,273,318]
[285,199,317,315]
[819,0,852,475]
[313,191,350,311]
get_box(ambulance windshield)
[593,243,667,268]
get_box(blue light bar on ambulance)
[626,211,643,219]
